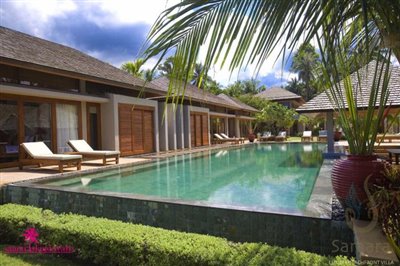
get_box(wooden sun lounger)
[301,131,312,142]
[19,142,82,173]
[220,133,245,144]
[376,134,400,143]
[275,131,287,142]
[68,140,120,165]
[214,133,240,144]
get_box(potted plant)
[320,42,396,218]
[248,131,256,142]
[334,127,342,141]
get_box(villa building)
[255,87,304,109]
[255,87,305,135]
[0,27,257,168]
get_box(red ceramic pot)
[331,155,386,218]
[248,133,255,142]
[334,131,342,141]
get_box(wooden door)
[190,114,196,147]
[190,112,209,147]
[202,115,209,145]
[143,110,154,153]
[118,104,133,155]
[118,104,154,156]
[195,115,202,146]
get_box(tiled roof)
[151,77,257,112]
[0,26,163,93]
[256,87,302,101]
[297,61,400,113]
[217,94,258,112]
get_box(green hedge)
[0,204,353,266]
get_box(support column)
[235,118,240,138]
[183,106,191,149]
[158,102,168,151]
[79,79,86,93]
[176,105,184,149]
[167,104,177,150]
[326,111,335,153]
[225,117,229,136]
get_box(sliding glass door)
[0,100,18,164]
[23,102,52,148]
[56,103,79,153]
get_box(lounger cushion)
[214,134,224,140]
[79,151,120,156]
[33,154,82,160]
[21,142,54,157]
[68,140,94,152]
[303,131,312,137]
[21,142,82,160]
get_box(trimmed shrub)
[0,204,353,265]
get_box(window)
[0,100,18,163]
[24,102,52,148]
[56,103,79,153]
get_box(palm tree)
[157,56,175,77]
[121,59,145,78]
[143,69,157,82]
[143,1,399,88]
[291,43,320,101]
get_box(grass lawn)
[287,136,301,142]
[0,245,86,266]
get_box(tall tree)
[157,56,175,77]
[290,43,320,101]
[121,59,145,78]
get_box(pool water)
[45,143,325,213]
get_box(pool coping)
[3,142,333,220]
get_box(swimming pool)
[5,143,355,255]
[43,143,325,214]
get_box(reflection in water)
[47,143,325,213]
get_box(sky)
[0,0,297,88]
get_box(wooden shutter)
[118,104,154,155]
[195,115,202,146]
[118,104,133,154]
[202,114,209,145]
[190,114,196,147]
[143,110,154,153]
[132,109,144,152]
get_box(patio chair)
[259,132,275,142]
[213,133,239,144]
[220,133,245,143]
[275,131,287,142]
[318,130,328,142]
[301,131,312,142]
[67,140,120,165]
[19,142,82,173]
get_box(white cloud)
[80,0,180,27]
[1,0,77,37]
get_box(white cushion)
[220,133,230,139]
[34,154,82,160]
[303,131,312,137]
[214,134,224,140]
[22,142,53,157]
[79,151,120,156]
[278,132,286,137]
[68,140,94,152]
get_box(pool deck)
[0,142,246,186]
[0,157,152,186]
